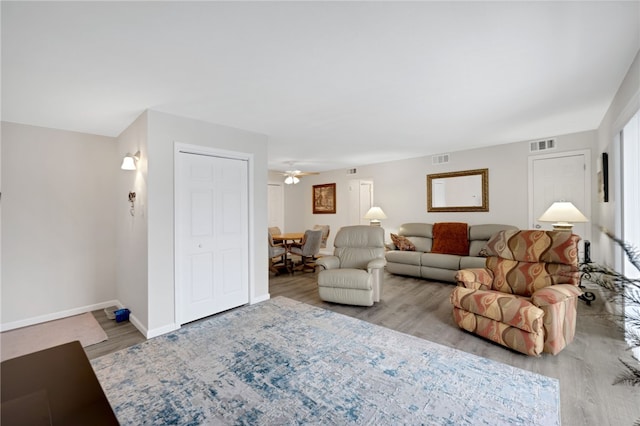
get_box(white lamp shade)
[364,207,387,220]
[121,151,140,170]
[538,202,588,222]
[538,201,588,231]
[284,176,300,185]
[120,155,137,170]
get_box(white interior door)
[359,181,373,225]
[268,183,284,231]
[348,179,374,225]
[529,150,591,247]
[176,151,249,324]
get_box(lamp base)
[369,220,382,227]
[552,222,574,231]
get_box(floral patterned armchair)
[450,230,582,356]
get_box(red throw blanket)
[431,222,469,256]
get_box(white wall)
[597,50,640,268]
[116,112,149,335]
[1,122,118,329]
[145,110,269,337]
[283,130,595,250]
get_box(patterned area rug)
[92,297,560,425]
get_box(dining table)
[271,232,304,246]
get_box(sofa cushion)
[469,224,519,256]
[431,222,469,256]
[318,269,372,290]
[421,252,460,269]
[386,250,422,266]
[451,287,544,334]
[398,223,433,252]
[390,233,416,251]
[481,229,580,265]
[460,256,486,269]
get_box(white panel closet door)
[176,152,248,324]
[529,150,591,247]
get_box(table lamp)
[364,207,387,226]
[538,201,588,231]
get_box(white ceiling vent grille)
[530,139,556,153]
[432,153,450,165]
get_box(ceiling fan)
[281,165,319,185]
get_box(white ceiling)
[2,1,639,172]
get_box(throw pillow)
[431,222,469,256]
[390,233,416,251]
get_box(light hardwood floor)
[270,271,639,426]
[85,309,146,360]
[86,271,639,425]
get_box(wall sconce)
[364,206,387,226]
[128,191,136,216]
[121,151,140,170]
[538,201,588,231]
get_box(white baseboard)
[145,322,180,339]
[0,300,122,332]
[251,293,270,304]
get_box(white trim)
[145,322,181,339]
[173,142,254,326]
[0,299,122,332]
[612,90,640,137]
[250,293,271,304]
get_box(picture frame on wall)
[312,183,336,214]
[598,152,609,203]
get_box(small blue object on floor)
[114,309,130,323]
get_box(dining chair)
[313,224,330,249]
[268,233,288,275]
[288,229,323,273]
[268,227,283,239]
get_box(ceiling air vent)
[432,153,450,165]
[530,138,556,153]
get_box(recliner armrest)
[367,258,386,271]
[316,256,340,270]
[455,268,493,290]
[531,284,582,307]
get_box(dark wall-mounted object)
[602,152,609,203]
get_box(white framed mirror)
[426,168,489,212]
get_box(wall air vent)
[432,153,450,165]
[530,138,556,153]
[347,168,357,175]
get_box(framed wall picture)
[313,183,336,214]
[599,152,609,203]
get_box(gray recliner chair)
[316,225,387,306]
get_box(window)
[621,111,640,279]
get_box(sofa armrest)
[367,258,387,271]
[455,268,493,290]
[316,256,340,270]
[531,284,582,307]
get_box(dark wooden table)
[1,340,118,425]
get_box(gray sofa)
[385,223,518,283]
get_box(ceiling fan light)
[284,175,300,185]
